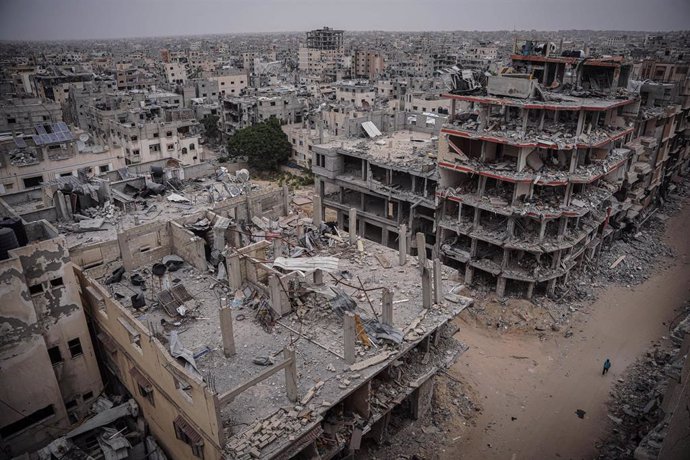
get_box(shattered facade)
[435,46,688,298]
[0,208,103,456]
[312,128,438,255]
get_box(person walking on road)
[602,358,611,375]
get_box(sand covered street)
[448,197,690,460]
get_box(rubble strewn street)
[1,8,689,460]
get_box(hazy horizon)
[0,0,689,42]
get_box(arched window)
[181,147,188,155]
[189,144,195,151]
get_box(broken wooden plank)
[374,253,392,269]
[609,255,626,269]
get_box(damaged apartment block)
[0,202,104,456]
[64,181,471,460]
[435,40,684,298]
[312,122,439,258]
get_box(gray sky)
[1,0,688,41]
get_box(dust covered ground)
[363,181,690,459]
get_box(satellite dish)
[79,133,90,142]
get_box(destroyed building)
[50,173,472,460]
[435,42,688,298]
[312,126,438,255]
[0,121,122,194]
[299,27,345,82]
[0,97,63,135]
[0,204,104,456]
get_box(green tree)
[227,118,291,171]
[201,114,220,143]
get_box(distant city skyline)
[0,0,689,41]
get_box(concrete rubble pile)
[599,301,690,460]
[225,409,316,459]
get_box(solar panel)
[58,132,73,141]
[54,122,69,133]
[32,135,41,144]
[14,137,27,148]
[35,124,47,135]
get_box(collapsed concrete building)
[312,128,438,255]
[60,182,470,459]
[309,44,689,299]
[434,46,688,298]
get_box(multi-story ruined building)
[0,97,63,135]
[353,49,386,80]
[0,209,103,456]
[221,90,306,135]
[298,27,345,82]
[312,127,438,253]
[0,122,122,194]
[433,41,689,298]
[108,107,204,165]
[62,182,468,460]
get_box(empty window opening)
[68,338,83,357]
[48,346,63,365]
[50,277,64,288]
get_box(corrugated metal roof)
[361,121,382,138]
[272,256,340,274]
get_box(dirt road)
[447,200,690,460]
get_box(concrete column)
[433,259,443,304]
[269,275,283,315]
[551,250,563,270]
[219,306,236,357]
[546,278,557,297]
[381,288,393,326]
[469,238,478,257]
[557,218,568,242]
[473,207,481,230]
[464,265,474,285]
[539,219,547,241]
[496,276,507,297]
[507,217,516,238]
[313,269,324,285]
[282,184,290,215]
[349,208,357,244]
[526,282,535,299]
[422,267,432,309]
[55,191,68,221]
[343,312,356,364]
[272,238,283,258]
[398,224,407,266]
[416,232,427,269]
[501,249,510,269]
[283,347,298,402]
[521,108,529,134]
[227,254,242,290]
[576,110,585,136]
[477,175,487,196]
[312,194,322,226]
